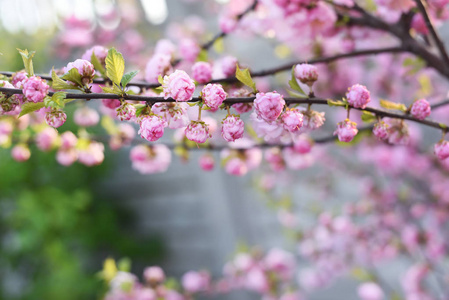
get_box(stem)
[198,105,202,121]
[1,86,448,131]
[414,0,449,68]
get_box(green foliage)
[51,69,78,91]
[235,64,257,93]
[379,99,407,112]
[288,66,307,97]
[44,92,67,110]
[91,52,106,77]
[61,68,83,87]
[17,48,35,76]
[361,111,377,123]
[18,101,45,117]
[105,48,125,87]
[0,129,165,299]
[121,71,139,88]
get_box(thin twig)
[1,86,447,131]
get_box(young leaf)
[121,70,139,88]
[100,85,122,95]
[44,92,67,109]
[19,102,45,117]
[51,69,78,90]
[91,52,106,77]
[361,111,377,123]
[17,48,35,76]
[105,48,125,86]
[288,66,306,96]
[379,99,407,112]
[197,49,208,62]
[101,116,118,135]
[327,99,346,107]
[61,68,83,87]
[235,64,257,93]
[134,104,147,118]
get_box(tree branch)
[414,0,449,67]
[1,86,447,132]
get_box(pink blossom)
[162,70,196,102]
[334,119,358,142]
[283,147,314,170]
[346,84,371,109]
[22,76,49,103]
[192,62,213,84]
[294,64,318,86]
[185,121,210,143]
[410,99,431,120]
[222,115,244,142]
[152,103,189,129]
[60,131,78,150]
[265,148,286,172]
[45,110,67,128]
[143,266,165,284]
[303,110,326,129]
[293,135,313,153]
[74,106,100,127]
[411,14,429,34]
[138,115,168,142]
[102,98,121,109]
[0,81,20,113]
[181,271,209,293]
[245,268,269,293]
[11,71,28,88]
[199,154,215,171]
[202,84,227,111]
[116,102,136,121]
[82,45,108,64]
[434,140,449,160]
[179,38,200,62]
[130,144,171,174]
[264,248,296,280]
[373,121,390,140]
[56,149,78,166]
[281,109,304,132]
[145,53,172,84]
[376,0,415,12]
[357,282,384,300]
[254,92,286,123]
[109,124,136,150]
[233,102,253,114]
[219,14,238,33]
[64,59,96,85]
[225,157,248,176]
[11,144,31,162]
[35,127,58,151]
[308,2,337,36]
[220,56,238,78]
[78,141,105,166]
[154,39,176,56]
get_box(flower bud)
[185,121,210,144]
[202,83,227,111]
[346,84,370,109]
[334,119,358,142]
[221,115,244,142]
[138,115,168,142]
[410,99,431,120]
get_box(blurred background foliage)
[0,113,165,299]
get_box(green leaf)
[91,52,106,77]
[158,75,164,85]
[327,99,346,107]
[17,48,35,76]
[100,85,122,95]
[19,101,45,117]
[403,57,426,75]
[197,49,208,62]
[61,68,83,87]
[51,69,78,90]
[288,66,306,96]
[101,115,118,135]
[350,267,374,281]
[105,48,125,86]
[44,92,67,109]
[361,111,377,123]
[235,64,257,93]
[120,70,139,88]
[379,99,407,112]
[134,104,147,118]
[117,257,131,272]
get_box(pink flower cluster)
[22,76,49,103]
[162,70,196,102]
[130,144,171,174]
